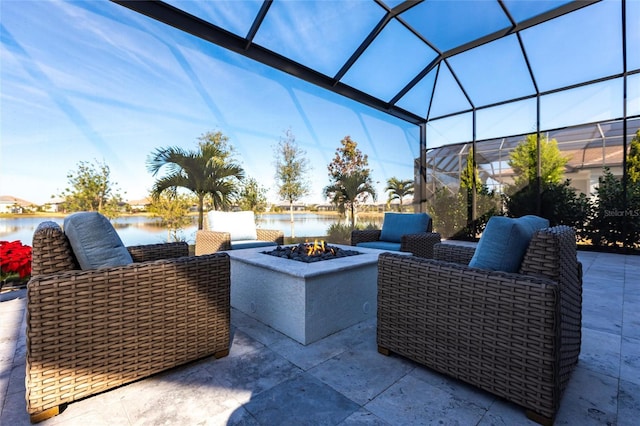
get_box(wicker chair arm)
[377,252,560,417]
[195,230,231,255]
[400,232,442,258]
[256,229,285,245]
[127,242,188,262]
[434,242,476,264]
[350,229,382,246]
[26,252,231,417]
[30,221,79,275]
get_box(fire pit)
[227,244,407,345]
[262,240,361,263]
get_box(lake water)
[0,213,350,247]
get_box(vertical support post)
[419,123,428,213]
[536,96,542,215]
[621,0,629,248]
[471,109,477,234]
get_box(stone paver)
[1,251,638,425]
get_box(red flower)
[0,240,32,279]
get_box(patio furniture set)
[24,211,581,425]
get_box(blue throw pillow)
[379,213,430,243]
[64,212,133,270]
[468,215,549,273]
[518,215,550,234]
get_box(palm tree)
[324,171,376,228]
[385,177,414,212]
[147,142,244,230]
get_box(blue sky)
[1,0,638,206]
[1,0,420,205]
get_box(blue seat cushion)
[379,213,430,243]
[356,241,402,252]
[64,211,133,270]
[469,215,549,273]
[231,240,278,250]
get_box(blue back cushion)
[379,213,430,243]
[468,215,549,273]
[64,212,133,270]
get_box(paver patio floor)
[1,250,639,425]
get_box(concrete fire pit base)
[227,245,397,345]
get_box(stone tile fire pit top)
[262,242,361,263]
[227,244,385,279]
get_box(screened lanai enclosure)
[112,0,640,250]
[2,1,638,250]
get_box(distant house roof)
[0,195,34,207]
[127,198,152,206]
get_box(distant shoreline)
[0,210,384,220]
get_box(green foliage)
[508,134,569,188]
[326,222,353,244]
[273,129,311,205]
[427,185,500,240]
[273,129,311,237]
[147,190,193,242]
[147,130,244,229]
[237,177,268,213]
[628,129,640,184]
[56,159,124,219]
[460,147,481,191]
[324,171,376,229]
[385,177,414,211]
[503,180,591,238]
[426,188,466,239]
[587,167,640,248]
[325,221,378,245]
[324,136,376,227]
[327,136,369,177]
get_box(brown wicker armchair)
[195,210,284,255]
[351,212,441,258]
[26,221,231,423]
[377,225,582,425]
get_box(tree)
[273,129,311,237]
[56,159,124,218]
[238,177,268,213]
[147,190,193,242]
[628,129,640,184]
[508,134,569,188]
[459,147,480,225]
[588,167,640,248]
[147,131,244,230]
[385,177,414,212]
[324,171,376,229]
[325,136,376,227]
[460,147,481,191]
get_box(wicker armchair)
[351,212,441,258]
[195,211,284,255]
[26,221,231,423]
[377,226,582,425]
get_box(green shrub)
[587,168,640,248]
[326,222,353,244]
[427,186,499,240]
[503,179,591,241]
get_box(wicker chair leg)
[30,405,65,423]
[525,409,553,426]
[377,346,391,356]
[214,349,230,359]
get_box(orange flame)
[306,239,326,256]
